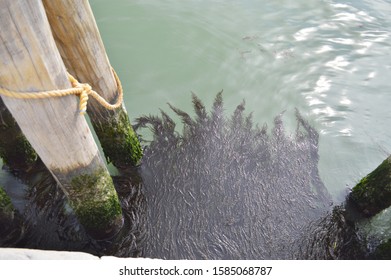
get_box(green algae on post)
[371,238,391,259]
[42,0,142,168]
[349,156,391,217]
[0,99,38,169]
[68,168,123,240]
[92,108,143,168]
[0,187,14,218]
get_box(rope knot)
[68,76,92,114]
[0,67,123,116]
[68,69,123,115]
[78,83,91,115]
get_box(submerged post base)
[0,187,13,220]
[371,238,391,259]
[0,186,25,246]
[0,99,37,170]
[348,156,391,217]
[92,108,143,168]
[65,168,123,240]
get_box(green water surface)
[89,0,391,202]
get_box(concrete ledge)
[0,248,99,260]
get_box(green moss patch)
[68,168,122,237]
[0,187,14,216]
[0,106,37,169]
[350,157,391,217]
[92,108,142,167]
[371,239,391,259]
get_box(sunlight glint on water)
[87,0,391,202]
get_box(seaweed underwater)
[135,92,332,259]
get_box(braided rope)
[0,68,123,115]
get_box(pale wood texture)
[0,0,104,181]
[43,0,143,167]
[43,0,120,119]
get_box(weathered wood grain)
[0,0,100,175]
[43,0,143,167]
[0,0,123,239]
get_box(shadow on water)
[135,92,332,259]
[0,93,373,259]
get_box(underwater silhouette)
[2,93,361,259]
[135,92,331,259]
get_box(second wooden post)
[43,0,143,168]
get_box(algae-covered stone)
[92,108,142,168]
[68,168,123,239]
[349,156,391,217]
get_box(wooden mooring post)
[0,0,122,240]
[348,155,391,217]
[43,0,143,168]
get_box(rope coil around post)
[0,68,123,115]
